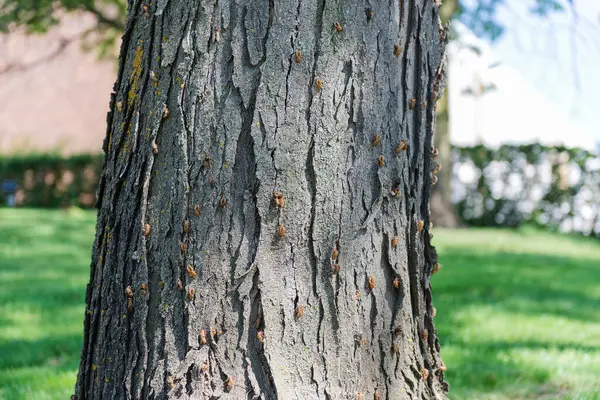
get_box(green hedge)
[453,143,600,237]
[2,144,599,237]
[0,153,104,208]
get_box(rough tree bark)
[76,0,448,399]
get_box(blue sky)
[489,0,600,145]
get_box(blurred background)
[1,1,599,399]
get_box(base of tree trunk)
[430,191,460,228]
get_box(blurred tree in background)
[431,0,575,227]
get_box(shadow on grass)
[0,209,94,400]
[434,245,600,399]
[436,250,600,324]
[2,212,600,399]
[0,333,82,369]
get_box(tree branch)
[80,4,125,31]
[0,35,77,75]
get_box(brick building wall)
[0,13,115,155]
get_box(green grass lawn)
[434,227,600,400]
[0,209,96,400]
[1,210,600,399]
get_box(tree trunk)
[429,0,459,228]
[75,1,448,399]
[430,89,459,228]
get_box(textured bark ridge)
[76,0,448,398]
